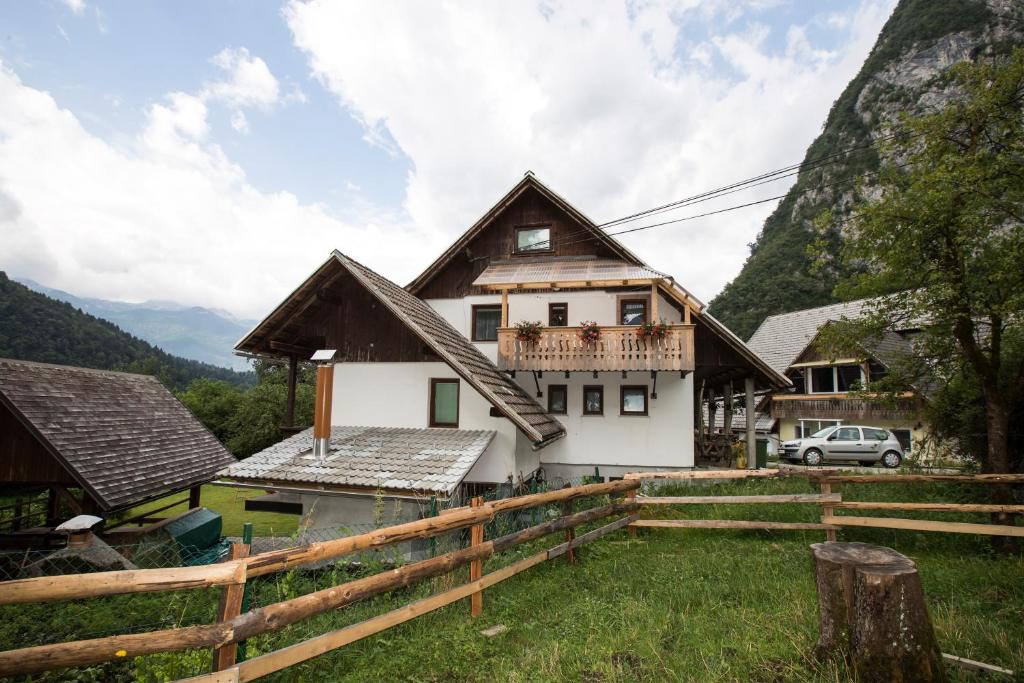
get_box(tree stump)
[811,542,946,682]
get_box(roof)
[746,299,872,375]
[472,257,668,289]
[218,426,494,496]
[0,358,236,511]
[406,173,647,295]
[238,251,566,447]
[702,405,775,432]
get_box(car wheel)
[803,448,823,467]
[881,451,902,469]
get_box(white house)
[219,174,788,531]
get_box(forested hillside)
[0,272,253,390]
[709,0,1024,339]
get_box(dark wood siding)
[418,186,622,300]
[0,403,75,486]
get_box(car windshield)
[810,426,837,438]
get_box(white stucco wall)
[329,362,524,484]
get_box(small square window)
[547,385,567,414]
[548,302,568,327]
[620,386,648,415]
[583,385,604,415]
[515,226,552,253]
[620,299,647,325]
[430,379,459,427]
[472,305,502,342]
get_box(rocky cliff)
[708,0,1024,340]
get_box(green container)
[755,438,769,469]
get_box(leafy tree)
[177,379,244,442]
[812,49,1024,547]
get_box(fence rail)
[0,478,639,680]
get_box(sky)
[0,0,897,320]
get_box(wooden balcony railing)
[497,325,695,373]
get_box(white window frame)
[797,418,842,438]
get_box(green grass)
[125,484,299,538]
[4,478,1022,682]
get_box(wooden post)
[46,488,59,526]
[189,485,202,509]
[722,382,733,441]
[683,303,691,324]
[744,376,756,470]
[562,500,577,564]
[237,522,254,663]
[469,496,484,617]
[810,542,945,681]
[626,486,638,538]
[284,354,298,428]
[212,543,250,671]
[650,281,659,321]
[500,289,509,328]
[821,481,837,542]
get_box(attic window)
[515,226,552,254]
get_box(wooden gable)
[412,179,638,300]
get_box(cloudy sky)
[0,0,896,319]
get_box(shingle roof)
[702,405,775,432]
[472,257,667,288]
[219,426,494,496]
[746,299,872,374]
[332,251,566,445]
[0,358,236,511]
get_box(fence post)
[820,481,837,542]
[562,500,577,564]
[236,522,254,663]
[428,496,438,558]
[626,478,638,538]
[211,541,250,671]
[469,496,484,617]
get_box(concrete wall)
[329,362,524,484]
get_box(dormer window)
[515,225,552,254]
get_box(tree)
[812,49,1024,546]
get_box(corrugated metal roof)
[0,358,236,511]
[472,258,667,288]
[219,426,495,496]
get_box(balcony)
[497,325,695,373]
[770,393,919,421]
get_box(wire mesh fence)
[0,473,628,682]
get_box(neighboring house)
[0,358,236,538]
[221,174,788,531]
[746,299,927,457]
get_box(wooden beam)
[941,653,1015,677]
[500,290,509,328]
[638,494,840,505]
[822,515,1024,537]
[631,519,835,531]
[650,281,659,321]
[810,473,1024,484]
[268,340,316,357]
[834,501,1024,513]
[469,496,484,617]
[625,470,783,481]
[189,486,202,510]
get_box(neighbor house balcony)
[497,325,695,373]
[770,392,919,422]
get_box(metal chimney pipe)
[310,350,338,464]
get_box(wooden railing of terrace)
[0,479,640,682]
[497,325,695,373]
[626,469,1024,541]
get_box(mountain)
[0,272,254,390]
[708,0,1024,340]
[14,277,256,372]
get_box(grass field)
[3,476,1022,682]
[125,484,299,538]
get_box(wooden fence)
[625,469,1024,541]
[0,479,639,682]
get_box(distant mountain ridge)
[14,277,256,372]
[0,272,253,390]
[708,0,1024,340]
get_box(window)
[864,428,889,441]
[515,226,552,253]
[429,379,459,427]
[547,385,567,414]
[472,305,502,342]
[583,385,604,415]
[548,302,568,327]
[620,386,648,416]
[891,429,912,452]
[868,360,887,385]
[620,299,647,325]
[810,366,835,393]
[836,365,864,392]
[788,369,807,393]
[797,419,841,438]
[833,427,861,441]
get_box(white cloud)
[285,0,896,303]
[63,0,85,16]
[0,62,425,318]
[203,47,280,109]
[230,109,250,134]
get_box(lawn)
[125,484,299,538]
[3,477,1021,682]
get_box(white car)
[780,425,904,468]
